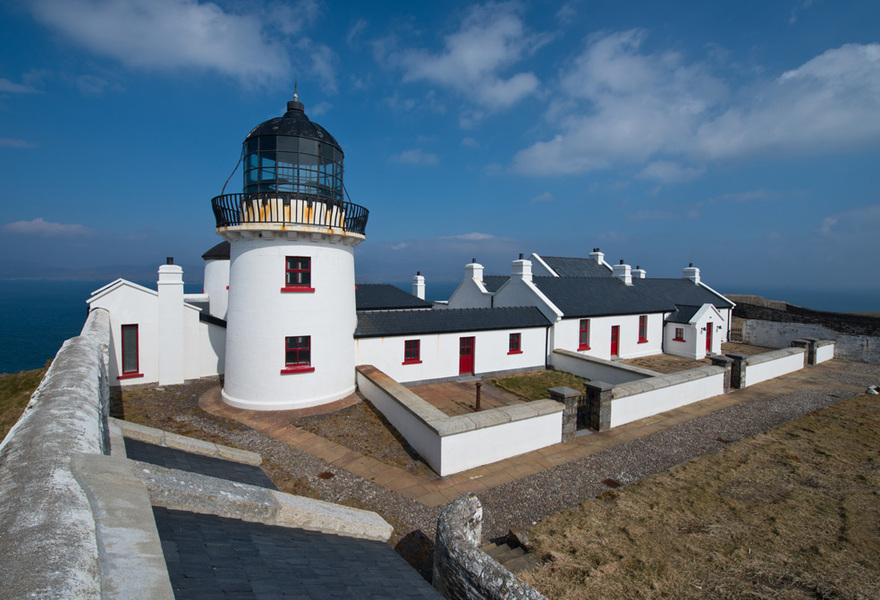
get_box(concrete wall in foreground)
[433,494,547,600]
[551,348,657,384]
[0,308,111,599]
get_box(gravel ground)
[117,360,880,579]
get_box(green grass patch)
[0,364,49,440]
[488,370,589,402]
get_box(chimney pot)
[519,253,524,260]
[167,257,174,265]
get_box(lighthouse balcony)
[211,192,369,237]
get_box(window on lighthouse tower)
[282,335,314,373]
[283,256,314,292]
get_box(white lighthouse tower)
[212,93,369,410]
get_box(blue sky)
[0,0,878,296]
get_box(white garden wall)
[551,348,655,384]
[355,366,562,476]
[609,367,726,428]
[815,341,835,363]
[743,348,806,387]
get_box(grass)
[0,363,49,440]
[521,393,880,600]
[488,370,590,402]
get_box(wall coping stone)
[111,417,262,466]
[612,365,725,400]
[744,347,805,366]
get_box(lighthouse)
[211,93,369,410]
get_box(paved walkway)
[408,380,525,416]
[199,360,862,509]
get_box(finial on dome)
[293,81,298,103]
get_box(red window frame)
[673,327,685,342]
[281,335,315,374]
[118,324,143,380]
[281,256,314,292]
[638,315,648,343]
[508,332,522,354]
[578,319,590,350]
[403,339,421,364]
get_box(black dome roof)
[244,98,342,155]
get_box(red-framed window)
[638,315,648,343]
[673,327,685,342]
[508,333,522,354]
[403,339,421,364]
[282,256,314,292]
[578,319,590,350]
[281,335,314,373]
[118,324,143,380]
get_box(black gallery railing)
[211,192,369,236]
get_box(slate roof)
[154,507,442,599]
[666,305,701,324]
[201,240,230,260]
[539,256,613,278]
[481,275,509,293]
[531,277,733,318]
[355,306,551,338]
[355,284,433,311]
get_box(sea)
[1,279,877,375]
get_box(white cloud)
[513,29,727,175]
[0,138,37,148]
[1,217,95,236]
[439,232,500,242]
[530,191,554,203]
[392,149,439,165]
[76,74,112,96]
[461,137,479,148]
[818,204,880,236]
[514,31,880,176]
[638,160,705,183]
[24,0,290,85]
[295,38,338,93]
[0,78,39,94]
[694,43,880,160]
[395,2,546,110]
[347,18,368,47]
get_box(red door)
[610,326,619,357]
[459,337,475,375]
[706,322,713,353]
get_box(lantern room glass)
[243,135,344,200]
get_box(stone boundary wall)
[742,319,877,364]
[0,308,111,599]
[433,494,547,600]
[356,366,562,476]
[605,365,727,428]
[727,295,880,336]
[551,348,658,384]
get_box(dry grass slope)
[488,370,590,402]
[521,393,880,600]
[0,365,49,440]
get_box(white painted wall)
[815,342,835,363]
[492,276,562,323]
[203,258,230,319]
[440,412,561,474]
[222,232,358,410]
[198,321,226,377]
[355,327,547,384]
[553,314,663,360]
[610,370,726,427]
[664,322,697,359]
[744,349,806,387]
[445,278,492,308]
[158,265,186,385]
[550,349,653,384]
[743,320,876,364]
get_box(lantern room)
[243,92,344,200]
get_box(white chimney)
[512,254,532,282]
[632,265,646,279]
[157,258,185,385]
[613,260,632,285]
[589,247,605,265]
[683,263,700,284]
[412,271,425,300]
[464,259,483,283]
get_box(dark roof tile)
[355,284,432,311]
[355,306,551,338]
